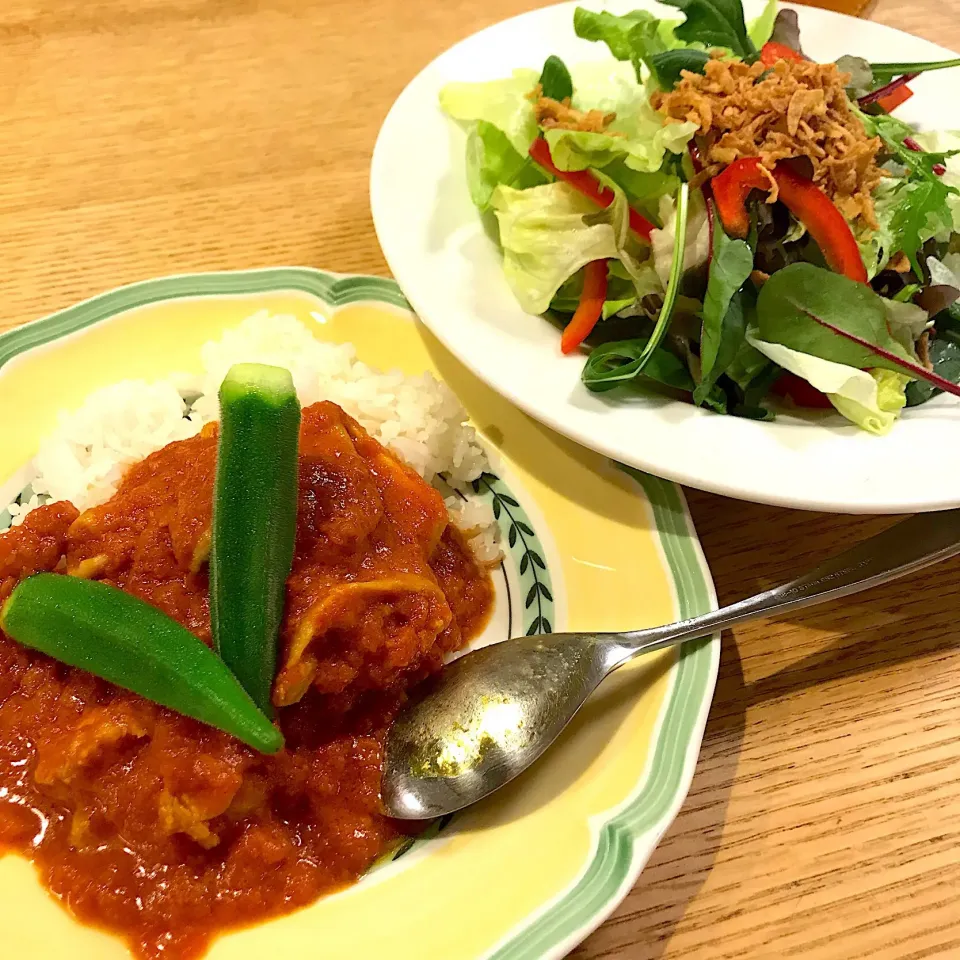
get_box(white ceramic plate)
[371,0,960,513]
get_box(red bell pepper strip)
[773,163,868,283]
[711,157,868,283]
[771,373,835,409]
[711,158,768,239]
[875,83,914,113]
[857,72,918,108]
[760,42,805,66]
[560,259,608,354]
[529,137,655,241]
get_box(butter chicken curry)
[0,400,493,959]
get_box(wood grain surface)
[2,0,959,957]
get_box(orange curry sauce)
[0,401,493,959]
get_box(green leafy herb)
[892,283,922,302]
[756,263,912,371]
[694,227,754,405]
[887,180,955,273]
[852,111,957,273]
[660,0,757,60]
[539,55,574,101]
[868,57,960,82]
[756,264,960,399]
[734,360,781,419]
[858,110,958,185]
[583,182,690,389]
[649,48,711,87]
[905,337,960,405]
[580,337,696,392]
[835,55,874,98]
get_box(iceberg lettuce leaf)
[746,333,910,434]
[491,180,655,314]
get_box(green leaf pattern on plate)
[471,471,554,637]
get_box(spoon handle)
[615,509,960,661]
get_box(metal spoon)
[383,508,960,819]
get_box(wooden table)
[3,0,960,957]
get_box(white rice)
[6,311,500,563]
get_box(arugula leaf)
[539,55,573,102]
[860,175,955,277]
[660,0,756,59]
[580,337,696,392]
[905,337,960,406]
[858,110,959,185]
[694,228,754,405]
[852,112,958,274]
[886,180,955,273]
[755,263,913,372]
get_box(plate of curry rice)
[0,268,717,960]
[372,0,960,513]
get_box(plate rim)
[370,0,960,515]
[0,266,719,959]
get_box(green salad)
[440,0,960,434]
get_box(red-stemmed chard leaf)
[757,263,960,400]
[800,307,960,399]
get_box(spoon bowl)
[383,632,622,819]
[383,508,960,819]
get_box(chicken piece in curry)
[0,400,493,960]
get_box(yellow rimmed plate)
[0,268,718,960]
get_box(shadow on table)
[573,492,960,959]
[571,632,747,960]
[687,493,960,707]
